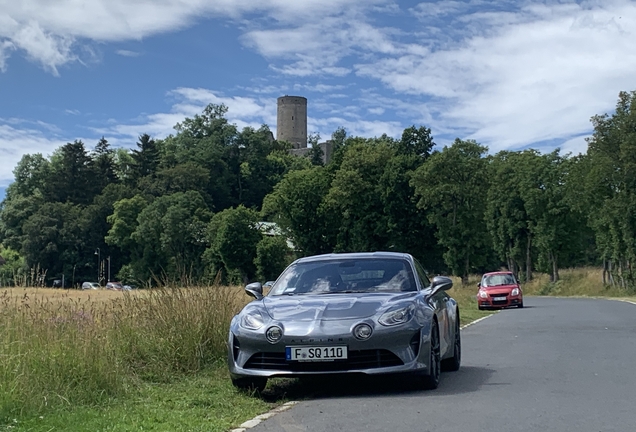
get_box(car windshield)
[269,258,417,296]
[482,274,517,287]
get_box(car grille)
[489,293,508,298]
[244,349,404,372]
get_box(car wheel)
[231,376,268,393]
[442,314,461,372]
[419,320,441,390]
[478,306,484,310]
[518,301,524,308]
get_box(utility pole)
[107,256,111,282]
[95,248,101,285]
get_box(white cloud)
[0,121,67,186]
[0,0,389,73]
[115,49,140,57]
[356,0,636,152]
[95,87,277,141]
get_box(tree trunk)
[525,234,533,281]
[550,251,559,282]
[462,254,469,285]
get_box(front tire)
[442,314,461,372]
[419,320,441,390]
[518,301,524,308]
[231,376,268,393]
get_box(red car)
[477,271,523,310]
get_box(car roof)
[294,251,413,264]
[482,271,514,276]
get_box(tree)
[307,133,324,166]
[130,134,160,183]
[0,245,25,286]
[411,139,492,283]
[485,151,535,280]
[128,192,211,283]
[10,153,50,197]
[577,91,636,286]
[205,205,261,283]
[262,167,337,256]
[92,137,118,190]
[254,235,292,282]
[396,125,435,158]
[45,140,96,204]
[324,140,394,252]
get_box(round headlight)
[265,326,283,344]
[479,290,488,298]
[353,323,373,340]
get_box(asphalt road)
[248,297,636,432]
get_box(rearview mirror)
[245,282,263,300]
[430,276,453,295]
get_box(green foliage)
[411,139,492,282]
[206,206,262,283]
[0,245,25,286]
[262,167,337,256]
[131,192,212,283]
[254,235,292,282]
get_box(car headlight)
[240,310,265,330]
[379,305,414,326]
[479,290,488,298]
[511,288,520,296]
[266,326,283,343]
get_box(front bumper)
[479,296,522,308]
[228,318,433,379]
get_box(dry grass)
[0,287,142,303]
[522,267,636,298]
[0,285,251,420]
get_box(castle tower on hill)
[276,95,333,164]
[276,96,307,149]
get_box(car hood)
[262,292,413,321]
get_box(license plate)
[494,296,507,301]
[285,346,348,362]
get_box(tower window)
[292,116,294,120]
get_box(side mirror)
[245,282,264,300]
[477,282,481,288]
[430,276,453,295]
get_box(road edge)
[460,312,497,330]
[229,312,497,432]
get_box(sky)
[1,0,636,202]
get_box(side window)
[413,259,431,288]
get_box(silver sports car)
[228,252,461,391]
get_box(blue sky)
[1,0,636,202]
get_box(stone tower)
[276,96,307,149]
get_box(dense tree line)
[1,91,635,288]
